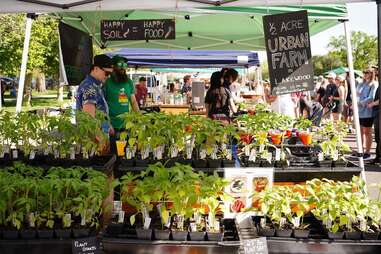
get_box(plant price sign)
[101,19,175,41]
[72,237,100,254]
[263,10,314,95]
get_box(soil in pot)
[154,229,171,240]
[328,231,344,240]
[345,231,362,240]
[207,232,223,241]
[136,228,153,240]
[3,229,19,240]
[55,228,72,239]
[20,229,37,239]
[222,159,236,168]
[208,159,222,168]
[362,231,379,240]
[171,231,189,241]
[293,229,310,239]
[106,223,124,236]
[258,225,275,237]
[189,231,205,241]
[193,159,208,168]
[37,229,54,239]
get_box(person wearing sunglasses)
[103,55,139,153]
[76,54,113,117]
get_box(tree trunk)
[57,82,64,102]
[23,72,33,107]
[36,72,46,93]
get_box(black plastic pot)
[274,161,288,169]
[136,228,153,240]
[316,160,332,168]
[276,229,292,237]
[55,229,72,239]
[72,228,90,238]
[178,159,193,166]
[193,159,208,168]
[222,159,236,168]
[328,231,344,239]
[189,231,205,241]
[37,229,54,239]
[345,231,362,240]
[135,159,150,168]
[107,223,124,236]
[332,160,348,168]
[207,159,222,168]
[258,227,275,237]
[206,232,223,241]
[120,159,135,168]
[260,159,274,168]
[20,229,36,239]
[362,232,379,240]
[293,229,310,239]
[154,229,171,240]
[164,158,180,168]
[245,160,261,168]
[3,230,19,240]
[171,231,188,241]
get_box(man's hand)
[109,126,115,136]
[368,101,375,108]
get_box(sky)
[258,2,377,61]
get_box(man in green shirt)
[103,55,139,130]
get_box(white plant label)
[280,217,286,228]
[221,143,227,150]
[259,144,265,153]
[70,147,76,160]
[81,215,86,226]
[118,211,125,224]
[132,145,137,156]
[125,148,132,160]
[113,201,122,212]
[29,213,35,228]
[29,150,36,160]
[326,219,332,229]
[143,217,152,230]
[186,144,192,159]
[275,148,281,161]
[333,150,339,161]
[190,222,197,232]
[82,150,89,159]
[12,149,18,159]
[244,146,251,156]
[200,149,207,159]
[360,219,366,232]
[267,152,272,162]
[226,149,232,160]
[54,149,59,159]
[318,152,324,162]
[249,148,257,162]
[0,150,4,159]
[194,213,201,225]
[64,213,71,225]
[165,216,171,228]
[90,147,96,157]
[171,146,178,158]
[4,145,10,154]
[214,221,220,232]
[156,147,163,160]
[260,218,266,228]
[292,217,300,228]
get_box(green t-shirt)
[103,74,135,129]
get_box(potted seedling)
[290,185,310,238]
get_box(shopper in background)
[205,71,236,123]
[332,76,346,122]
[357,68,378,160]
[223,68,239,90]
[181,75,192,104]
[321,72,338,119]
[135,77,148,108]
[367,66,380,164]
[264,84,296,119]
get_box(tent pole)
[343,20,365,179]
[377,0,381,163]
[15,14,34,113]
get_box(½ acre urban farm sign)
[101,19,175,41]
[263,10,314,95]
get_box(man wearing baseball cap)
[321,72,338,117]
[76,54,113,116]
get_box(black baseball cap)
[93,54,113,72]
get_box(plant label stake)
[186,143,192,159]
[28,213,35,228]
[190,222,197,232]
[249,148,257,162]
[29,150,36,160]
[126,148,132,159]
[259,144,265,153]
[90,147,96,157]
[171,146,178,158]
[4,145,10,154]
[318,152,324,162]
[275,149,281,161]
[70,147,76,160]
[267,153,272,163]
[244,146,251,157]
[333,150,339,161]
[12,149,18,159]
[200,149,206,159]
[260,218,266,228]
[82,149,89,159]
[143,217,152,230]
[292,217,300,228]
[280,217,286,228]
[165,216,171,228]
[118,211,125,224]
[0,150,4,159]
[54,149,59,159]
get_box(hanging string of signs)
[101,19,176,41]
[263,10,314,95]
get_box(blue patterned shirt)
[76,75,109,115]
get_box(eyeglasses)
[116,62,128,69]
[101,68,112,77]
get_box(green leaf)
[130,214,136,226]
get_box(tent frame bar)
[17,0,101,9]
[186,0,238,6]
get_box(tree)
[327,31,377,71]
[312,53,344,75]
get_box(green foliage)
[0,14,59,77]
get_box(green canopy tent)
[54,5,347,50]
[323,66,363,77]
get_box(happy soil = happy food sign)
[263,10,314,95]
[101,19,175,41]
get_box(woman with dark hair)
[205,71,236,122]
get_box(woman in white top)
[264,84,296,118]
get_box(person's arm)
[360,85,378,105]
[130,94,140,112]
[229,98,237,114]
[205,103,210,117]
[82,103,96,117]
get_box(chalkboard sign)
[263,10,314,95]
[241,237,268,254]
[72,237,100,254]
[101,19,175,41]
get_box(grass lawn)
[1,89,72,112]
